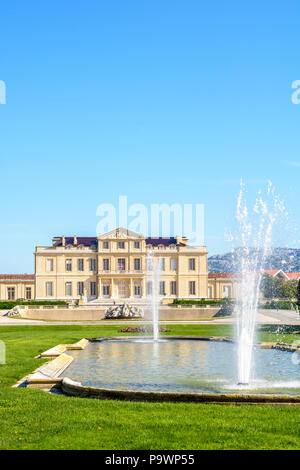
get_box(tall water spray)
[235,182,284,385]
[147,251,162,342]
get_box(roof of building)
[208,273,237,279]
[285,272,300,280]
[57,237,98,247]
[264,269,284,276]
[55,236,185,247]
[0,274,35,280]
[146,237,178,246]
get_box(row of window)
[47,257,197,273]
[102,241,141,249]
[46,281,97,297]
[152,281,195,295]
[47,258,97,272]
[44,280,197,297]
[7,287,31,300]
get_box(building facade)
[34,228,209,301]
[207,273,240,299]
[1,228,263,302]
[0,274,35,301]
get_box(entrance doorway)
[118,281,128,298]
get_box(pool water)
[61,339,300,395]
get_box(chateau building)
[0,228,241,301]
[35,228,208,300]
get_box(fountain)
[147,251,162,342]
[41,184,300,404]
[235,182,284,386]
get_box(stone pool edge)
[15,336,300,404]
[14,338,89,390]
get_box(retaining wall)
[19,306,221,321]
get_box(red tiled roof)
[0,274,35,280]
[285,272,300,280]
[264,269,283,276]
[208,273,237,279]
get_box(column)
[98,278,102,299]
[111,278,114,298]
[130,278,133,298]
[142,277,146,298]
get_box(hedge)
[0,300,68,309]
[260,300,297,310]
[172,298,233,306]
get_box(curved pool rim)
[59,336,300,405]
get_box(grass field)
[0,324,300,450]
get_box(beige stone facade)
[0,228,244,301]
[0,275,35,301]
[208,273,240,299]
[34,228,209,301]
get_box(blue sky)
[0,0,300,272]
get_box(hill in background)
[208,247,300,273]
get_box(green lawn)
[0,324,299,450]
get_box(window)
[147,257,153,271]
[47,259,54,272]
[160,258,165,271]
[171,281,177,295]
[117,258,125,270]
[189,258,196,271]
[134,258,141,271]
[147,281,153,295]
[26,287,32,300]
[189,281,196,295]
[103,241,109,249]
[103,259,110,271]
[103,283,110,296]
[46,282,53,297]
[66,259,72,271]
[77,282,84,296]
[170,258,177,271]
[65,282,72,296]
[118,241,125,249]
[134,241,140,249]
[78,259,84,271]
[7,287,15,300]
[90,282,96,296]
[159,281,165,295]
[90,259,96,271]
[134,282,141,296]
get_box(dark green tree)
[297,279,300,306]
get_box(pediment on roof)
[97,227,144,239]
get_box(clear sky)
[0,0,300,272]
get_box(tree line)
[260,273,300,304]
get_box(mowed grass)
[0,324,300,450]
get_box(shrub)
[0,300,68,309]
[172,298,233,306]
[260,300,296,310]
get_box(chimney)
[176,236,188,245]
[74,235,77,245]
[62,235,66,247]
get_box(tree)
[297,280,300,306]
[260,273,297,300]
[260,274,276,299]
